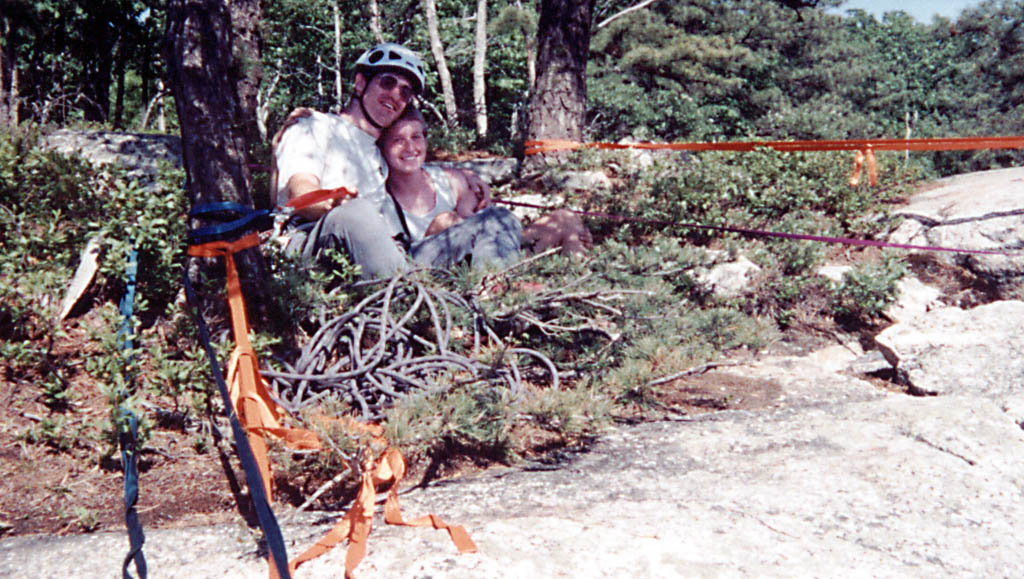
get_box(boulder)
[433,158,518,186]
[542,170,613,192]
[41,129,182,177]
[695,255,762,298]
[874,300,1024,396]
[815,264,851,283]
[500,192,567,222]
[883,276,943,323]
[888,167,1024,295]
[13,388,1024,578]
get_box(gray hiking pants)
[410,206,522,271]
[292,199,521,279]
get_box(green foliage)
[0,132,188,461]
[831,253,907,321]
[5,0,164,126]
[5,0,1023,172]
[0,131,188,324]
[19,414,89,453]
[520,382,614,438]
[687,307,774,351]
[585,0,1024,176]
[386,381,518,458]
[583,146,908,247]
[428,125,482,158]
[263,244,360,327]
[8,0,1021,504]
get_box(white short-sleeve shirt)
[273,111,388,211]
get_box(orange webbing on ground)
[189,232,475,578]
[524,135,1024,156]
[286,442,478,578]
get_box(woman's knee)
[477,206,522,235]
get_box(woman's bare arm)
[446,168,481,218]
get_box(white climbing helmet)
[354,43,426,94]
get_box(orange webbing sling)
[285,428,477,578]
[525,135,1024,188]
[188,226,475,579]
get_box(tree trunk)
[424,0,458,128]
[474,0,489,140]
[526,28,536,92]
[156,78,166,132]
[368,0,384,43]
[166,0,279,335]
[228,0,264,184]
[332,0,343,111]
[165,0,262,209]
[113,39,127,129]
[523,0,595,173]
[139,81,170,132]
[257,67,281,140]
[0,14,14,127]
[81,11,115,123]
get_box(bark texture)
[0,14,16,127]
[165,0,262,208]
[524,0,594,171]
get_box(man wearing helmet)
[274,43,493,278]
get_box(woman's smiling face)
[381,118,427,175]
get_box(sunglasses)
[376,74,416,102]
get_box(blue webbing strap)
[117,247,147,579]
[183,253,291,579]
[188,202,274,246]
[189,201,255,218]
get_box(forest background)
[1,0,1024,538]
[3,0,1023,173]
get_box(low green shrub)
[1,131,188,460]
[831,253,907,323]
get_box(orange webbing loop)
[285,186,357,212]
[286,439,477,578]
[848,148,878,187]
[189,232,289,497]
[866,148,878,187]
[189,231,475,578]
[379,448,477,551]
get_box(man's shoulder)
[295,109,339,129]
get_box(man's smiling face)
[357,71,416,130]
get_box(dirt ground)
[0,333,861,539]
[0,334,776,538]
[0,249,977,540]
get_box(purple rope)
[497,199,1020,257]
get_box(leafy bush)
[831,254,907,322]
[1,131,191,458]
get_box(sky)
[831,0,984,22]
